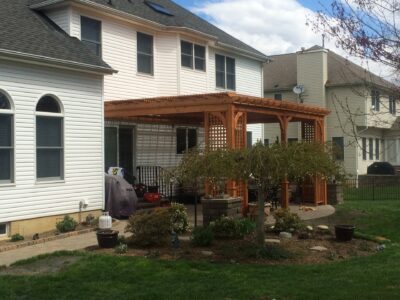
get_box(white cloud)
[192,0,395,81]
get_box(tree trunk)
[256,186,266,246]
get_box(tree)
[312,0,400,73]
[238,142,343,246]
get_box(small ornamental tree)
[236,142,343,246]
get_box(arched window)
[0,91,14,183]
[36,95,64,180]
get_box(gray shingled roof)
[264,46,396,91]
[0,0,113,73]
[30,0,267,60]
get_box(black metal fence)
[343,177,400,201]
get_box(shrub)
[169,203,189,234]
[191,226,214,247]
[211,217,255,239]
[125,208,172,247]
[256,245,293,260]
[273,209,304,233]
[10,233,24,242]
[115,243,128,254]
[56,215,78,233]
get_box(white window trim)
[35,96,65,183]
[137,32,154,76]
[215,54,236,91]
[180,40,206,72]
[176,127,198,155]
[0,91,15,186]
[0,223,9,238]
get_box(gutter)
[31,0,269,62]
[0,49,117,75]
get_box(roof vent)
[145,1,174,16]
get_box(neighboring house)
[264,45,399,176]
[0,0,115,238]
[0,0,267,237]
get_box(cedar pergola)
[105,92,330,210]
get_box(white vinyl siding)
[0,60,103,223]
[44,7,71,34]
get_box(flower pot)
[335,225,355,242]
[96,230,119,248]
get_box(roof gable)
[0,0,113,73]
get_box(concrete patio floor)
[186,203,335,226]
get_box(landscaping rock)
[265,239,281,244]
[317,225,329,231]
[279,232,292,239]
[310,246,328,252]
[306,225,313,231]
[376,244,386,252]
[201,251,214,256]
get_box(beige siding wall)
[0,60,104,224]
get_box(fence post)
[372,177,375,201]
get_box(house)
[0,0,115,238]
[0,0,270,237]
[264,46,400,176]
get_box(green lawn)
[1,200,400,300]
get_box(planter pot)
[97,230,119,248]
[335,225,355,242]
[202,197,242,226]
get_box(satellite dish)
[293,85,304,95]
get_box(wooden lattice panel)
[302,121,315,142]
[206,112,227,150]
[235,113,246,149]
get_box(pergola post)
[314,118,328,205]
[278,115,292,209]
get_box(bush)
[10,233,24,242]
[125,208,172,247]
[256,245,293,260]
[273,209,304,232]
[211,217,255,239]
[115,243,128,254]
[169,203,189,234]
[56,215,78,233]
[191,226,214,247]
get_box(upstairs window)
[137,32,154,75]
[0,91,14,184]
[81,16,102,57]
[177,128,197,154]
[181,41,206,71]
[332,137,344,161]
[216,54,236,90]
[389,95,396,115]
[274,93,282,101]
[371,90,380,111]
[36,96,64,181]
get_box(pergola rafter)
[105,92,330,210]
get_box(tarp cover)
[105,174,138,218]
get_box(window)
[137,32,154,75]
[0,91,13,184]
[36,96,63,180]
[0,223,8,236]
[176,128,197,154]
[288,138,298,144]
[247,131,253,148]
[369,138,373,160]
[371,90,380,111]
[81,16,101,57]
[216,54,236,90]
[362,137,367,160]
[389,95,396,115]
[264,139,269,146]
[332,137,344,161]
[375,138,380,160]
[181,41,206,71]
[145,1,174,16]
[274,93,282,101]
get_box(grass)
[1,200,400,299]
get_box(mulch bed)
[85,231,378,265]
